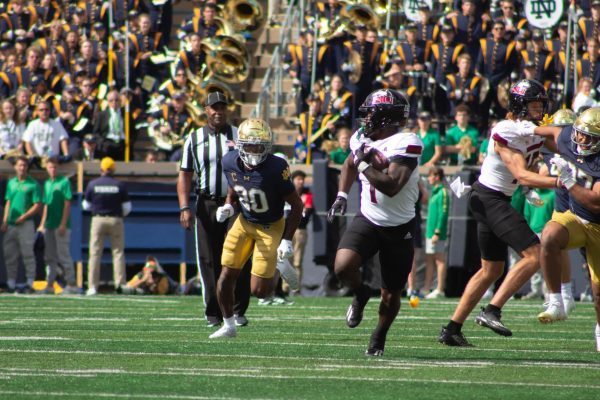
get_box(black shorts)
[468,181,539,261]
[338,213,415,291]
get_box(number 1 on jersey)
[370,186,377,204]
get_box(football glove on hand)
[353,143,373,165]
[521,186,544,207]
[516,120,537,136]
[327,196,347,223]
[277,239,294,261]
[550,156,577,190]
[216,204,234,222]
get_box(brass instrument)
[224,0,265,32]
[201,34,249,62]
[213,16,237,37]
[205,48,249,84]
[496,78,511,110]
[369,0,391,16]
[347,48,363,84]
[198,78,237,112]
[479,76,490,104]
[345,3,380,30]
[148,119,187,151]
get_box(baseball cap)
[418,111,431,120]
[205,91,228,106]
[100,157,115,172]
[64,84,78,93]
[406,22,417,31]
[441,24,454,33]
[592,0,600,7]
[31,75,44,86]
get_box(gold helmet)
[572,107,600,156]
[550,109,576,126]
[237,118,273,167]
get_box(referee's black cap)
[205,91,228,106]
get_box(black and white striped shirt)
[180,124,238,198]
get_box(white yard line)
[0,390,259,400]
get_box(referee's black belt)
[197,191,225,201]
[92,213,121,217]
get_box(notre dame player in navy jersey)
[539,110,578,317]
[208,119,303,339]
[530,108,600,350]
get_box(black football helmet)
[358,89,410,137]
[507,79,548,121]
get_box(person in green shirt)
[1,156,41,293]
[444,104,480,165]
[424,167,449,299]
[37,157,78,294]
[328,127,351,165]
[416,111,442,166]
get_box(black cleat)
[438,326,474,347]
[346,296,369,328]
[365,347,384,357]
[475,308,513,337]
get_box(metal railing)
[252,0,300,121]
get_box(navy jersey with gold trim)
[222,151,295,224]
[556,126,600,223]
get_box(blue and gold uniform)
[551,126,600,284]
[221,151,294,278]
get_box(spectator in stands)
[0,98,24,159]
[78,134,101,161]
[0,0,37,45]
[145,150,159,163]
[577,38,600,92]
[444,104,479,165]
[178,2,218,40]
[320,74,353,128]
[293,29,327,115]
[495,0,528,41]
[177,91,251,328]
[521,30,555,89]
[416,5,439,42]
[1,155,41,293]
[15,86,32,123]
[36,156,78,295]
[149,91,192,161]
[22,101,70,161]
[93,89,132,161]
[83,157,131,295]
[286,170,313,295]
[8,46,43,95]
[328,126,351,165]
[297,93,328,163]
[416,111,442,167]
[572,77,599,113]
[450,0,487,60]
[445,53,483,118]
[54,84,92,156]
[423,167,449,299]
[175,33,204,76]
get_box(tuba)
[205,48,249,84]
[496,77,511,110]
[369,0,391,16]
[345,3,380,30]
[224,0,264,32]
[201,34,249,62]
[148,119,188,151]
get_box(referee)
[177,92,250,327]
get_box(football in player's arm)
[209,119,303,339]
[328,89,423,357]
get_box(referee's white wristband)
[357,161,370,173]
[336,191,348,199]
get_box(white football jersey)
[479,119,545,196]
[350,130,423,227]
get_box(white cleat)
[595,324,600,352]
[563,295,576,316]
[276,258,299,291]
[425,289,443,299]
[208,325,237,339]
[538,302,567,324]
[86,288,97,296]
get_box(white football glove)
[516,120,537,136]
[277,239,294,261]
[550,156,577,190]
[216,204,234,222]
[521,186,544,207]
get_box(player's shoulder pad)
[491,119,528,149]
[221,149,239,170]
[390,132,424,159]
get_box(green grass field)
[0,295,598,400]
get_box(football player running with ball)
[439,79,559,347]
[327,89,423,356]
[209,119,303,339]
